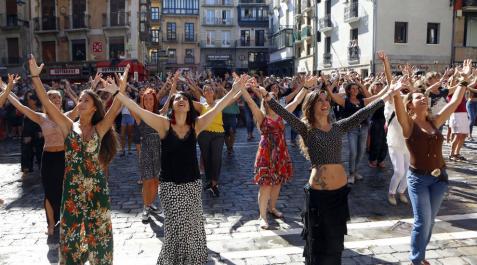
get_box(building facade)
[145,0,163,75]
[453,0,477,64]
[161,0,200,72]
[316,0,453,75]
[269,0,294,76]
[294,0,316,74]
[29,0,149,81]
[0,0,32,77]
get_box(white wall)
[270,0,294,63]
[375,0,453,71]
[316,0,374,72]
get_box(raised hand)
[460,59,473,79]
[28,54,44,77]
[232,74,249,92]
[117,64,130,93]
[304,75,318,89]
[8,73,21,86]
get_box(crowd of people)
[0,52,476,265]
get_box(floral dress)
[59,124,113,265]
[254,116,293,185]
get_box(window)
[152,29,160,43]
[255,30,265,46]
[325,36,331,53]
[168,49,176,58]
[151,49,159,63]
[466,17,477,47]
[42,41,56,63]
[185,49,193,57]
[306,43,311,56]
[163,0,199,15]
[222,9,231,24]
[394,22,408,43]
[242,8,255,20]
[427,23,439,44]
[206,31,216,45]
[7,38,19,64]
[167,22,176,40]
[241,30,250,46]
[71,39,86,61]
[350,28,358,41]
[222,31,231,46]
[109,37,125,59]
[151,7,160,21]
[185,23,194,41]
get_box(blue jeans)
[467,100,477,135]
[347,125,368,174]
[244,104,255,135]
[407,170,448,264]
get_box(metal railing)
[344,2,359,22]
[0,14,25,28]
[184,57,195,64]
[102,11,130,27]
[33,16,59,31]
[348,46,359,62]
[64,14,90,30]
[183,33,198,43]
[202,0,234,6]
[202,17,233,26]
[301,26,311,39]
[318,15,332,30]
[323,53,332,66]
[200,39,237,48]
[162,8,199,15]
[167,57,177,64]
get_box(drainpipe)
[451,4,456,65]
[371,0,377,74]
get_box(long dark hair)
[298,90,331,160]
[167,91,198,127]
[81,89,119,166]
[344,82,359,98]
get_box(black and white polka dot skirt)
[157,179,208,265]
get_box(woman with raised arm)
[103,73,247,265]
[28,55,124,265]
[393,61,470,265]
[129,88,162,223]
[326,76,390,184]
[261,77,400,264]
[241,77,310,229]
[0,74,78,236]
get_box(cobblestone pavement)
[0,127,476,265]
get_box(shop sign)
[207,55,230,61]
[97,67,126,73]
[93,42,103,53]
[49,68,81,76]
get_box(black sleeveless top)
[159,126,200,183]
[343,97,368,125]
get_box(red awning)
[95,60,148,81]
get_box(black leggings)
[198,131,225,187]
[368,119,388,163]
[41,151,65,226]
[302,184,350,265]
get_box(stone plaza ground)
[0,127,476,265]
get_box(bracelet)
[31,75,39,78]
[460,81,469,87]
[113,90,120,97]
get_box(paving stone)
[268,255,291,264]
[437,257,470,265]
[244,257,269,265]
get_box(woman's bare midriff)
[43,146,65,152]
[308,164,348,190]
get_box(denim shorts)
[223,113,238,135]
[121,114,134,126]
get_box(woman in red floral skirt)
[241,77,313,229]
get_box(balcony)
[301,0,312,13]
[64,14,90,31]
[162,8,199,15]
[239,0,266,4]
[301,25,311,39]
[348,46,360,64]
[238,38,267,48]
[344,2,360,23]
[237,9,268,27]
[0,14,27,30]
[167,57,177,64]
[271,27,293,51]
[33,16,59,33]
[202,0,234,6]
[318,15,332,33]
[200,39,237,48]
[202,17,234,26]
[102,12,130,28]
[184,57,195,64]
[183,33,199,43]
[463,0,477,11]
[323,53,332,67]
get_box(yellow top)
[201,102,224,133]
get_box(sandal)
[259,218,269,229]
[368,161,377,168]
[268,208,284,218]
[378,162,386,169]
[456,154,467,161]
[45,225,54,236]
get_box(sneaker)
[347,174,355,184]
[149,204,162,215]
[141,207,150,224]
[456,154,467,161]
[398,193,409,204]
[354,173,364,180]
[259,218,269,230]
[211,185,220,197]
[388,194,397,206]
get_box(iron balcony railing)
[64,14,90,30]
[202,0,233,6]
[33,16,59,31]
[344,2,359,22]
[167,57,177,64]
[318,15,332,30]
[348,46,359,62]
[323,53,332,66]
[183,33,198,43]
[102,11,130,27]
[184,57,195,64]
[200,39,237,48]
[202,17,233,26]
